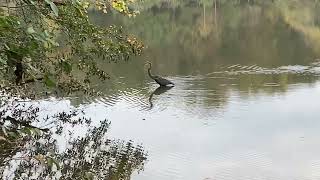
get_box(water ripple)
[208,61,320,76]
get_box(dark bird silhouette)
[148,86,173,109]
[146,62,174,86]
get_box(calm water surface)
[35,1,320,179]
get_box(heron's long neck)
[148,68,154,78]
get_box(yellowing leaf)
[34,154,46,165]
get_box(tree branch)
[3,116,50,132]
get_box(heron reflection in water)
[148,86,173,109]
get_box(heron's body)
[147,62,174,87]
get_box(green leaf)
[61,61,72,73]
[0,56,7,65]
[84,172,94,180]
[30,0,36,5]
[27,26,36,34]
[1,126,8,137]
[47,38,59,47]
[32,128,42,136]
[7,131,18,138]
[44,74,56,87]
[112,1,127,12]
[49,2,59,17]
[46,157,60,170]
[44,0,59,17]
[44,30,50,37]
[52,158,60,170]
[21,127,33,135]
[47,157,53,169]
[28,40,40,51]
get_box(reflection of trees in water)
[0,98,147,180]
[91,0,320,73]
[84,0,320,110]
[233,73,319,95]
[274,0,320,55]
[58,121,146,180]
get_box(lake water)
[85,2,320,179]
[3,1,320,180]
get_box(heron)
[145,61,174,87]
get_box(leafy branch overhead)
[0,0,144,95]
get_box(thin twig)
[4,116,50,132]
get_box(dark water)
[85,1,320,179]
[3,1,320,179]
